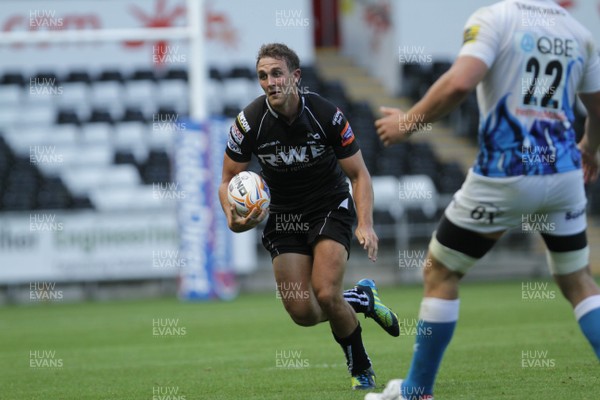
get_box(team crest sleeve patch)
[463,25,480,44]
[340,122,355,147]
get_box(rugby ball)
[227,171,270,217]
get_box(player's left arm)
[338,152,379,262]
[376,56,488,146]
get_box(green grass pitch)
[1,280,598,399]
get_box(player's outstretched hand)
[578,143,599,184]
[375,106,411,146]
[227,205,268,233]
[355,224,378,262]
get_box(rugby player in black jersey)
[218,43,399,390]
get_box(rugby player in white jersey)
[369,0,600,398]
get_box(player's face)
[256,57,300,109]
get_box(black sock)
[344,287,370,314]
[333,323,371,375]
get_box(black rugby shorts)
[261,196,356,260]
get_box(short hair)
[256,43,300,72]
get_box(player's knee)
[314,288,342,312]
[554,265,600,306]
[288,309,320,327]
[283,303,320,326]
[424,252,462,281]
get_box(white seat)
[80,122,113,144]
[156,80,188,112]
[103,164,141,186]
[88,186,135,211]
[61,164,141,197]
[114,121,148,162]
[49,124,79,145]
[0,105,20,129]
[206,80,224,115]
[60,165,106,197]
[33,144,79,176]
[371,175,403,217]
[20,104,56,127]
[58,82,90,107]
[148,122,175,150]
[35,143,113,176]
[3,127,48,157]
[90,81,123,107]
[0,84,22,105]
[222,78,250,110]
[25,84,58,105]
[398,174,438,217]
[75,143,113,166]
[124,80,156,102]
[89,185,174,211]
[157,80,187,103]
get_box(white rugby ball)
[227,171,270,217]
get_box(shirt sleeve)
[329,107,360,159]
[225,110,253,163]
[579,38,600,93]
[458,6,502,68]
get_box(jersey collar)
[265,94,306,120]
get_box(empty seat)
[80,122,112,144]
[88,108,114,124]
[34,143,113,176]
[89,185,173,212]
[50,124,79,145]
[121,107,146,123]
[21,104,56,127]
[0,105,20,129]
[141,149,171,184]
[61,164,141,197]
[163,68,188,81]
[398,174,438,218]
[0,84,22,105]
[3,127,49,157]
[148,123,175,149]
[114,121,148,162]
[156,79,188,107]
[56,108,81,125]
[123,79,157,105]
[1,72,26,86]
[114,150,138,165]
[64,70,92,84]
[206,79,224,115]
[371,176,400,214]
[58,82,90,108]
[90,81,123,108]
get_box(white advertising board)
[0,211,179,283]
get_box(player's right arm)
[220,109,267,233]
[219,154,267,233]
[578,91,600,183]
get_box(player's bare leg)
[422,255,461,299]
[272,253,326,326]
[312,238,357,336]
[554,266,600,307]
[312,237,375,389]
